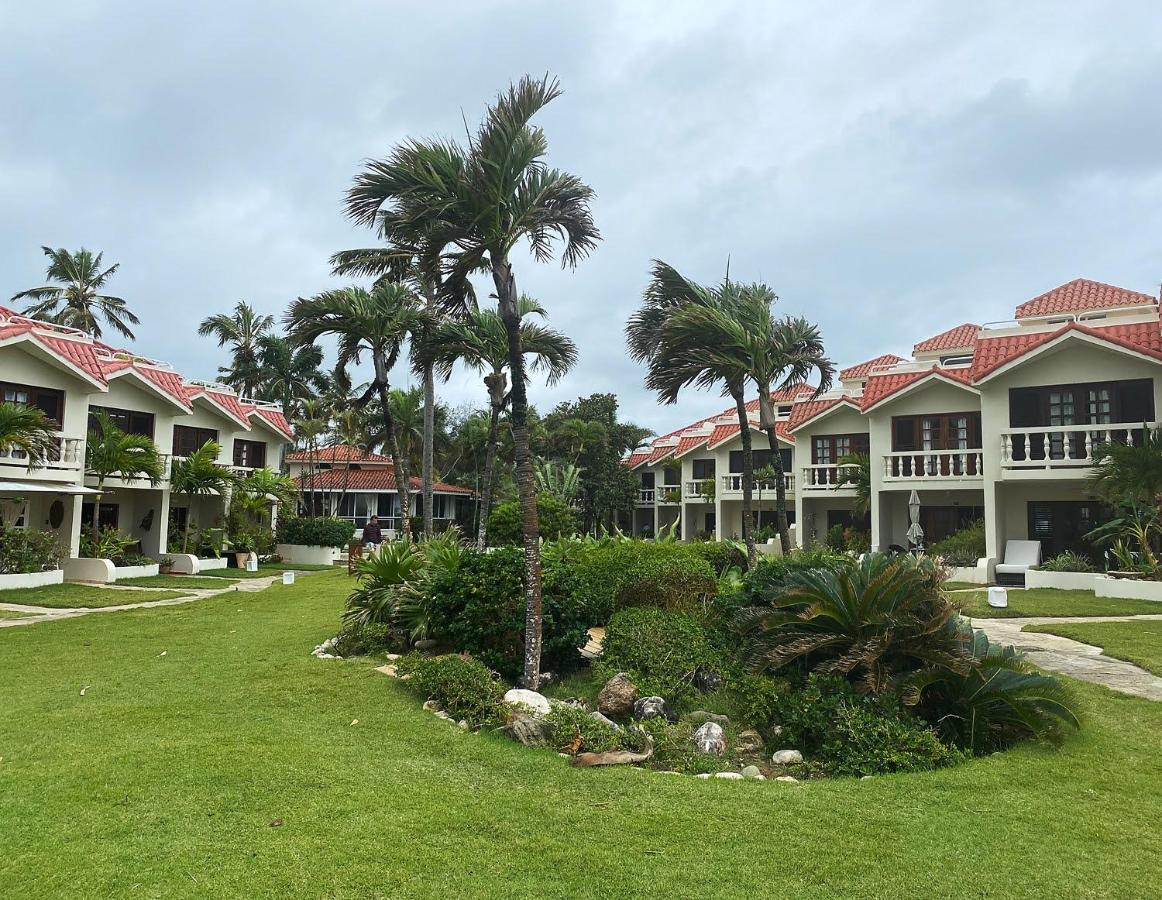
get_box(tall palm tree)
[254,334,327,417]
[417,296,577,549]
[12,246,139,340]
[0,402,62,469]
[85,412,165,542]
[169,441,234,553]
[285,283,429,541]
[344,75,599,688]
[197,302,276,397]
[627,261,760,566]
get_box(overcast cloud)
[3,1,1161,438]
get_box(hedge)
[276,516,356,548]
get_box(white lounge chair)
[994,540,1041,585]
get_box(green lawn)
[1025,620,1162,677]
[196,563,333,580]
[1,571,1160,897]
[955,587,1162,618]
[115,575,237,589]
[0,583,190,609]
[0,608,44,619]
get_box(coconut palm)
[169,441,234,553]
[12,246,139,340]
[0,402,62,468]
[234,467,299,521]
[417,296,577,549]
[85,412,165,542]
[197,302,276,397]
[254,334,327,416]
[285,283,429,541]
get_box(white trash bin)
[245,553,259,573]
[987,586,1008,608]
[282,570,295,586]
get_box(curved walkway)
[969,614,1162,701]
[0,576,285,628]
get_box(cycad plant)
[344,540,427,627]
[169,441,233,553]
[1090,425,1162,507]
[85,412,165,542]
[0,402,61,468]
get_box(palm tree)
[417,296,577,549]
[1090,426,1162,508]
[12,246,139,340]
[285,283,429,541]
[197,302,276,397]
[293,399,329,516]
[330,408,370,514]
[627,262,760,566]
[254,334,326,416]
[0,402,62,468]
[85,412,165,542]
[835,452,872,518]
[554,418,607,467]
[169,441,234,553]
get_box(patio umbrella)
[906,489,925,548]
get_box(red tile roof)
[1014,279,1157,319]
[26,333,107,383]
[839,354,904,381]
[286,444,391,463]
[646,444,677,465]
[913,323,979,354]
[623,450,651,469]
[860,367,975,410]
[673,433,710,458]
[248,406,293,440]
[294,468,472,493]
[786,396,857,432]
[101,359,192,409]
[970,320,1162,381]
[183,385,253,429]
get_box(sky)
[3,1,1162,439]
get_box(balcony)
[882,450,983,482]
[719,473,795,495]
[636,488,655,505]
[0,434,85,474]
[656,486,681,505]
[1000,423,1154,478]
[684,479,714,500]
[800,463,862,492]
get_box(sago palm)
[12,246,138,340]
[85,412,165,541]
[169,441,234,553]
[285,283,430,540]
[343,74,598,688]
[197,302,275,396]
[0,402,62,468]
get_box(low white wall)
[64,557,116,583]
[0,569,65,591]
[168,554,200,575]
[113,563,160,581]
[1095,576,1162,602]
[947,565,987,584]
[198,557,228,571]
[276,544,339,566]
[1026,570,1101,592]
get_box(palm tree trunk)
[493,257,542,689]
[374,356,411,541]
[422,363,436,537]
[732,391,757,568]
[182,500,193,554]
[90,487,102,545]
[764,425,791,555]
[478,402,502,551]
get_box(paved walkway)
[969,614,1162,701]
[0,576,286,628]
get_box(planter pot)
[234,552,253,569]
[0,568,65,591]
[276,543,340,566]
[1026,570,1101,592]
[1095,576,1162,602]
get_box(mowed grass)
[955,587,1162,618]
[0,583,189,608]
[2,572,1161,898]
[1026,620,1162,677]
[115,575,237,589]
[0,608,44,619]
[196,563,334,580]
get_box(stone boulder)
[503,714,552,747]
[741,765,765,780]
[632,696,676,722]
[504,688,552,717]
[597,673,638,717]
[692,721,726,755]
[589,710,623,731]
[714,771,743,780]
[771,749,803,766]
[735,729,765,755]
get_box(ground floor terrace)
[0,571,1158,896]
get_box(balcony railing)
[883,449,983,480]
[684,479,715,499]
[637,488,655,504]
[0,434,85,471]
[800,463,862,490]
[656,486,681,505]
[1001,423,1153,470]
[720,473,795,494]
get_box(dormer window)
[777,405,793,419]
[939,355,973,367]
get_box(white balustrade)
[1000,422,1152,469]
[719,473,794,493]
[637,488,656,504]
[0,434,85,471]
[800,463,861,490]
[882,449,983,480]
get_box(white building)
[629,279,1162,572]
[0,306,293,562]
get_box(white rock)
[695,773,712,779]
[771,749,803,766]
[692,721,726,755]
[714,771,744,780]
[422,700,439,712]
[861,775,875,781]
[741,765,764,780]
[457,720,469,730]
[775,775,800,784]
[385,653,402,661]
[503,688,552,717]
[658,770,683,776]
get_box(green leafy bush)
[79,527,151,567]
[331,622,399,657]
[344,541,426,627]
[1041,551,1096,573]
[569,541,717,622]
[424,548,590,681]
[394,653,509,728]
[487,495,577,545]
[730,547,848,608]
[0,526,62,574]
[826,523,846,552]
[688,540,748,575]
[277,516,356,548]
[545,704,645,754]
[930,520,985,567]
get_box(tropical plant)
[168,441,234,553]
[929,520,986,568]
[533,459,582,503]
[276,516,355,549]
[234,468,298,519]
[11,246,139,339]
[343,540,426,627]
[395,526,467,641]
[197,302,275,396]
[254,334,327,415]
[737,553,971,695]
[343,74,599,688]
[79,527,148,566]
[0,401,61,468]
[0,526,63,574]
[905,629,1080,753]
[1086,502,1162,573]
[1090,426,1162,507]
[487,495,577,546]
[1040,551,1097,573]
[834,452,871,517]
[285,283,430,541]
[85,412,164,542]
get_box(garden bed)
[0,568,64,591]
[275,543,341,566]
[1095,575,1162,603]
[1026,569,1101,592]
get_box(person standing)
[361,515,383,551]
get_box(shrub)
[1041,551,1096,573]
[331,622,399,657]
[570,541,717,622]
[277,516,356,548]
[930,519,985,567]
[343,541,426,627]
[79,527,151,567]
[545,704,645,754]
[0,526,62,574]
[825,523,846,552]
[730,547,848,608]
[424,548,590,681]
[688,540,748,575]
[844,528,871,554]
[487,496,577,545]
[394,653,508,728]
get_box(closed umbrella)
[906,489,924,550]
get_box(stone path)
[969,614,1162,701]
[0,576,286,628]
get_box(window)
[89,405,154,438]
[81,503,120,530]
[811,433,869,464]
[777,405,793,419]
[233,439,266,468]
[1027,501,1107,561]
[640,471,655,488]
[1009,379,1154,427]
[729,448,793,473]
[691,458,716,479]
[662,465,680,486]
[172,425,219,457]
[891,414,981,451]
[939,355,973,367]
[1,381,64,424]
